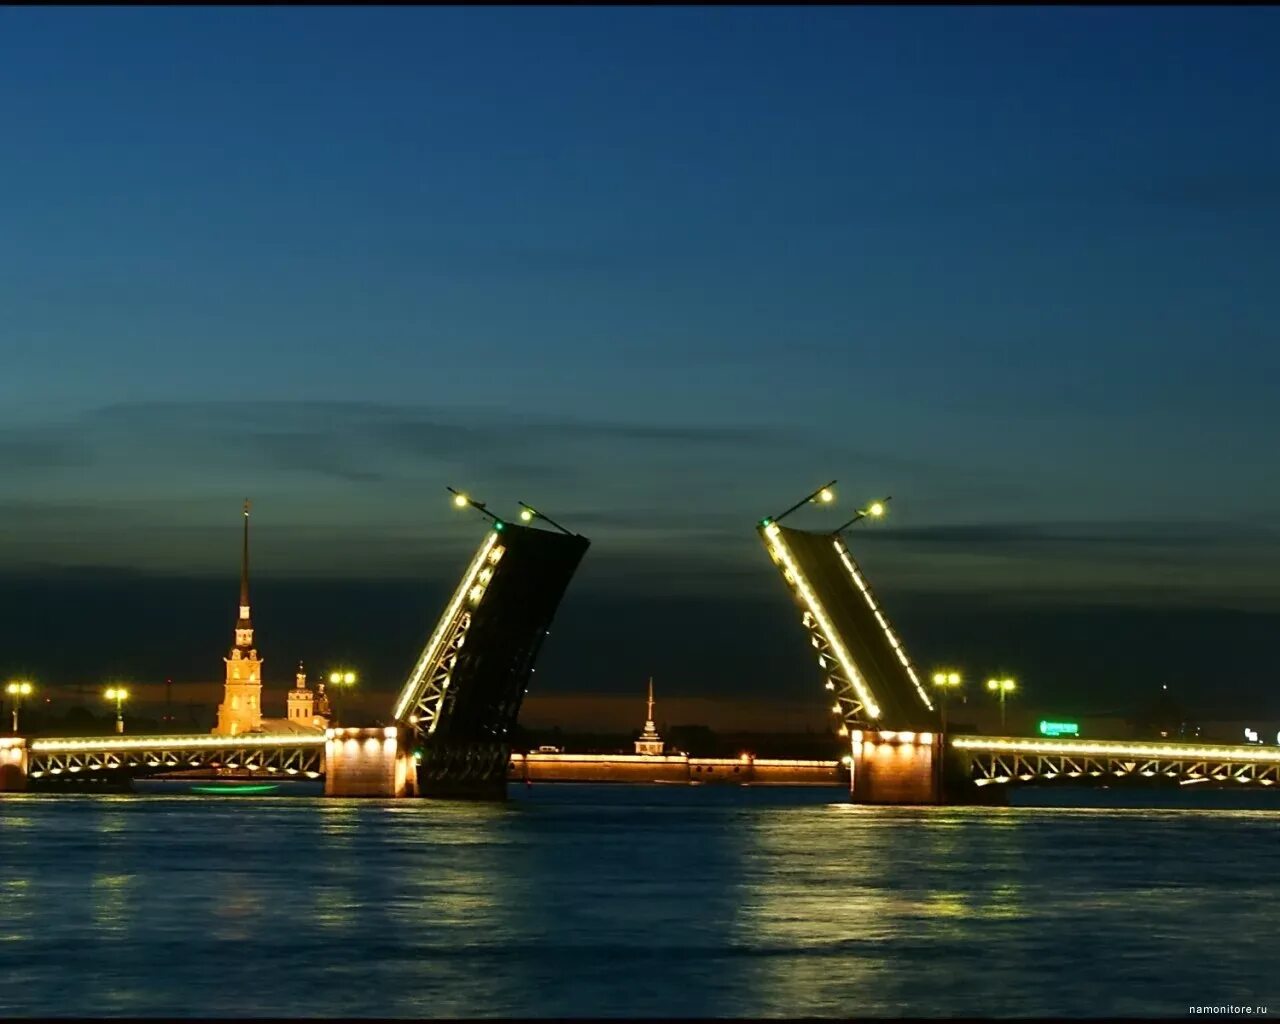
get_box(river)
[1,784,1276,1017]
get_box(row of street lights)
[6,669,360,735]
[932,671,1019,731]
[5,681,131,735]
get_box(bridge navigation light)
[6,680,33,732]
[104,686,129,734]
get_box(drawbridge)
[759,519,937,734]
[392,517,590,798]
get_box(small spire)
[232,500,254,651]
[647,677,654,724]
[240,499,251,611]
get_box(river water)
[1,784,1277,1018]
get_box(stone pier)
[0,737,28,792]
[324,727,417,797]
[848,729,941,804]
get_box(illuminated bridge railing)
[952,736,1280,790]
[27,734,326,781]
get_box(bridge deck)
[953,735,1280,789]
[26,733,327,781]
[760,522,935,730]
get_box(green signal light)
[494,521,505,531]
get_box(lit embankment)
[509,752,845,786]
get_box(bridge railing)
[26,733,326,781]
[952,735,1280,789]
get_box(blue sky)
[2,7,1279,713]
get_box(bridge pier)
[324,727,417,798]
[849,729,941,804]
[0,737,28,792]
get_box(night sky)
[3,8,1279,726]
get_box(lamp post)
[760,480,837,528]
[516,501,578,537]
[446,487,504,528]
[104,686,129,734]
[931,671,962,733]
[328,670,357,726]
[986,677,1016,731]
[6,681,32,733]
[833,496,892,534]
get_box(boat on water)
[131,777,324,797]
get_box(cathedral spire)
[234,500,254,651]
[240,499,251,611]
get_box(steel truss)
[799,607,868,732]
[761,523,874,730]
[960,747,1280,789]
[28,737,324,781]
[394,531,500,736]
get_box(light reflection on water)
[0,786,1277,1018]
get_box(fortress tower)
[213,501,263,736]
[286,662,328,731]
[635,678,665,756]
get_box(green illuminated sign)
[1038,720,1080,737]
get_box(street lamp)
[328,670,357,726]
[834,496,892,534]
[6,680,33,733]
[104,686,129,735]
[446,487,504,529]
[931,670,962,733]
[761,480,837,527]
[986,677,1017,731]
[516,501,577,537]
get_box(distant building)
[635,678,665,756]
[212,502,328,737]
[214,502,263,736]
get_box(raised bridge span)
[756,515,1276,803]
[1,491,1268,803]
[1,513,590,800]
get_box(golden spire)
[234,500,254,651]
[647,677,655,724]
[240,499,251,611]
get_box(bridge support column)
[849,729,941,805]
[324,727,417,798]
[0,738,28,792]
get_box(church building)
[212,501,329,737]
